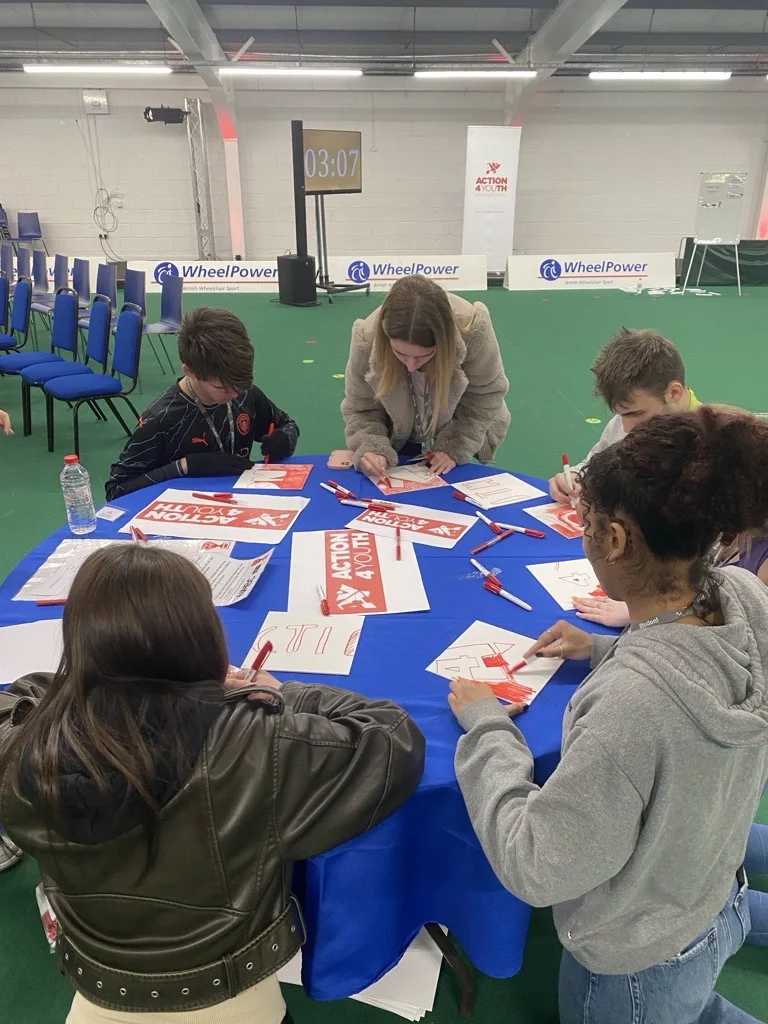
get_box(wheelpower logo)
[152,261,279,285]
[346,259,460,283]
[538,257,650,283]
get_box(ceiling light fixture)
[24,64,172,75]
[218,66,363,77]
[415,70,537,79]
[589,71,731,81]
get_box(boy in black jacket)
[106,307,299,500]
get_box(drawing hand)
[524,621,594,661]
[448,677,499,718]
[360,452,389,480]
[252,670,282,690]
[572,595,629,628]
[426,452,456,476]
[224,665,248,689]
[549,471,581,505]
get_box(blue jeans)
[745,823,768,948]
[559,879,762,1024]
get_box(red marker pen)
[328,479,356,500]
[36,598,67,607]
[317,584,330,616]
[192,492,238,504]
[453,491,484,509]
[396,526,402,561]
[470,527,515,557]
[247,641,273,681]
[264,422,275,465]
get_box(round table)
[0,455,612,1001]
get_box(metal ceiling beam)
[505,0,630,121]
[143,0,245,257]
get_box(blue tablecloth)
[0,455,612,999]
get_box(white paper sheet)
[12,538,267,608]
[526,558,605,610]
[233,464,313,490]
[523,502,584,539]
[288,530,429,616]
[374,464,448,497]
[452,472,546,510]
[278,926,444,1021]
[0,620,64,685]
[426,620,563,705]
[118,489,308,544]
[345,504,476,549]
[241,611,364,676]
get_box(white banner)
[327,255,487,292]
[462,126,522,275]
[128,260,280,293]
[504,253,676,291]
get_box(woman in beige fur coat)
[341,275,510,478]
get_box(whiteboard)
[694,172,747,244]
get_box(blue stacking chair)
[78,263,116,329]
[123,267,163,375]
[31,249,48,296]
[72,257,90,310]
[0,277,32,355]
[31,253,67,316]
[143,272,182,374]
[0,244,14,292]
[16,246,31,282]
[45,301,142,455]
[0,272,8,333]
[9,212,48,255]
[0,287,78,375]
[20,294,111,437]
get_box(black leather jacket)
[0,675,425,1013]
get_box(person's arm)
[0,409,13,436]
[432,303,509,466]
[341,319,398,472]
[0,674,53,750]
[572,415,625,475]
[455,700,642,907]
[105,413,182,501]
[253,390,300,462]
[273,681,425,860]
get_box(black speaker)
[277,254,318,307]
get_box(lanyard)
[406,371,434,457]
[625,604,698,634]
[185,380,235,456]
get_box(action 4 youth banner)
[504,253,676,291]
[327,255,487,292]
[462,126,522,275]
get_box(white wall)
[0,76,766,261]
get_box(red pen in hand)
[317,584,330,616]
[396,526,402,561]
[264,422,275,465]
[247,641,273,681]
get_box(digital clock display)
[303,128,362,195]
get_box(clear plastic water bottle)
[60,455,97,535]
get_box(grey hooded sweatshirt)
[455,566,768,974]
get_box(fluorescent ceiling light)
[589,71,731,81]
[218,66,362,77]
[24,64,172,75]
[415,70,537,79]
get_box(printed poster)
[523,502,584,539]
[526,558,606,611]
[234,464,313,491]
[242,612,364,676]
[345,504,476,550]
[119,488,308,544]
[427,620,562,706]
[288,530,429,616]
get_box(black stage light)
[143,105,188,125]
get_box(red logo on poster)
[325,531,387,613]
[486,161,501,174]
[237,413,250,435]
[137,500,297,532]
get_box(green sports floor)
[1,285,767,1023]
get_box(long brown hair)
[374,275,458,436]
[0,545,229,823]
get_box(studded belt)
[57,897,306,1013]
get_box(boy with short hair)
[549,327,697,504]
[106,307,299,500]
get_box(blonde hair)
[374,275,458,437]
